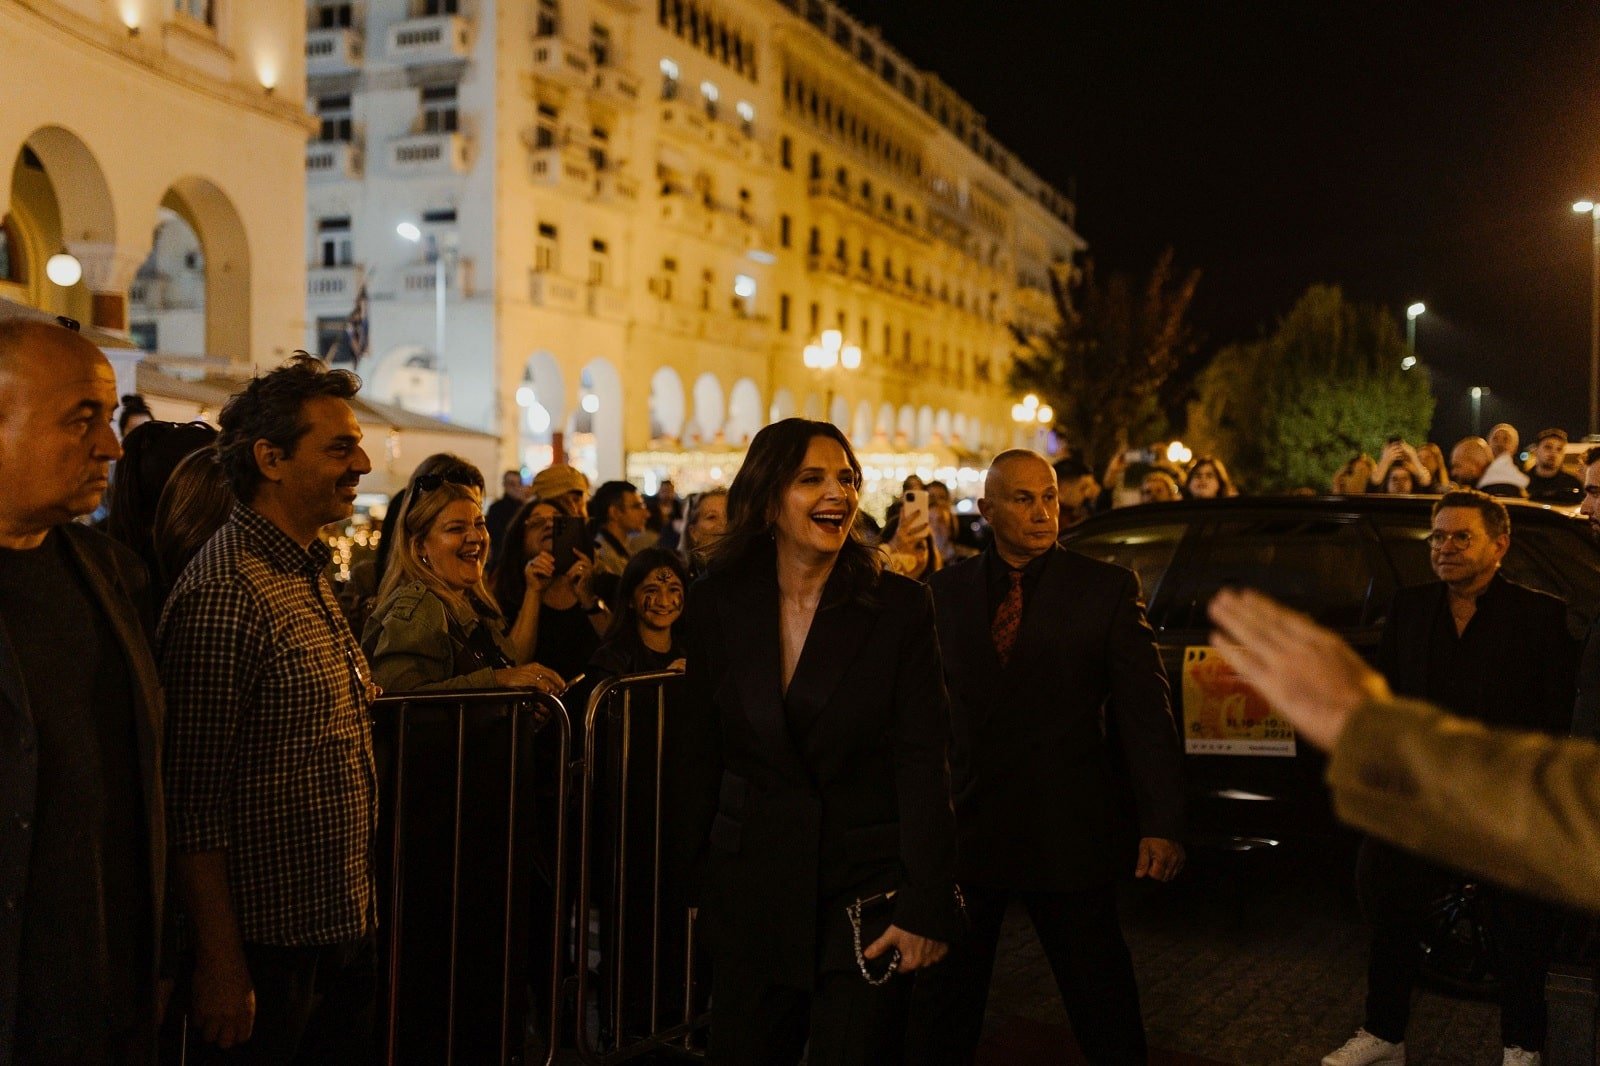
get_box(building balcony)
[659,191,706,233]
[593,169,639,204]
[306,27,363,75]
[653,302,698,336]
[587,284,628,321]
[388,14,472,63]
[307,265,363,304]
[528,270,585,313]
[591,66,641,105]
[398,258,472,299]
[530,38,591,87]
[529,148,593,191]
[389,132,471,174]
[306,140,363,181]
[659,100,709,140]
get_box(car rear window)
[1160,517,1386,631]
[1066,521,1188,607]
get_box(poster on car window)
[1181,646,1297,756]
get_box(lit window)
[173,0,215,27]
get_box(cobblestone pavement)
[978,843,1507,1065]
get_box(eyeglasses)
[413,467,483,494]
[1427,530,1477,550]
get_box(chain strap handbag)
[847,885,967,986]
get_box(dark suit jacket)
[929,545,1184,891]
[1377,573,1575,736]
[0,524,166,1063]
[668,550,962,991]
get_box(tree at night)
[1008,249,1201,473]
[1189,284,1435,492]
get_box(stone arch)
[515,352,565,473]
[851,400,873,445]
[952,412,969,445]
[769,387,796,423]
[934,409,952,444]
[803,393,823,421]
[363,344,441,414]
[572,357,624,480]
[158,177,250,361]
[896,405,915,442]
[649,365,687,441]
[21,126,116,248]
[876,403,895,437]
[916,405,935,447]
[8,128,117,320]
[726,377,763,445]
[828,394,850,429]
[691,372,725,445]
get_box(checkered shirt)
[157,504,377,946]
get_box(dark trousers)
[181,936,376,1065]
[707,963,914,1066]
[1357,839,1561,1051]
[906,882,1147,1066]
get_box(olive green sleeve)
[1328,697,1600,911]
[364,590,499,693]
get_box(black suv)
[1061,494,1600,852]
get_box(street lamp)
[1575,200,1600,436]
[1470,385,1488,436]
[45,251,83,287]
[1405,302,1425,357]
[397,220,454,418]
[802,329,861,424]
[1011,393,1054,441]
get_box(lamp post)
[802,329,861,425]
[1010,393,1054,444]
[1573,200,1600,435]
[397,220,453,418]
[1470,385,1488,437]
[1405,302,1425,367]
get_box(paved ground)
[978,843,1507,1065]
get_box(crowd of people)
[5,313,1599,1066]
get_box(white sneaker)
[1322,1029,1406,1066]
[1503,1049,1541,1066]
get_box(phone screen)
[551,515,586,574]
[901,490,928,532]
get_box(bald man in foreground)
[1209,587,1600,913]
[0,320,166,1063]
[907,449,1185,1065]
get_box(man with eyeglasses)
[1323,489,1575,1066]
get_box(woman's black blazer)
[667,552,962,990]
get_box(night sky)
[842,0,1600,447]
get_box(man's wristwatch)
[584,599,608,615]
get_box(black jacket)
[928,545,1184,890]
[668,553,961,990]
[0,525,166,1064]
[1377,573,1575,735]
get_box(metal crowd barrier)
[371,687,573,1066]
[574,670,709,1063]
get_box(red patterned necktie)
[991,569,1024,667]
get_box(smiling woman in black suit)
[667,418,962,1065]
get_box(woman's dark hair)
[1184,455,1238,498]
[117,394,153,437]
[152,447,234,594]
[105,420,219,570]
[707,418,880,600]
[489,496,559,624]
[216,353,361,503]
[604,547,690,642]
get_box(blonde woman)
[362,470,565,694]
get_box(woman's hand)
[563,549,598,602]
[667,657,687,672]
[493,662,566,695]
[863,925,947,973]
[524,551,556,594]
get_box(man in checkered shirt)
[158,354,377,1061]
